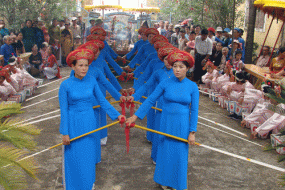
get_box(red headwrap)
[158,47,179,61]
[145,28,159,36]
[167,51,195,68]
[154,41,172,51]
[88,40,105,50]
[151,35,169,44]
[90,26,107,36]
[86,34,105,41]
[77,42,99,56]
[66,48,95,67]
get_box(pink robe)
[212,73,230,92]
[0,78,18,101]
[201,69,219,88]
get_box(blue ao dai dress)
[128,42,156,68]
[125,39,148,60]
[133,67,174,162]
[135,76,199,190]
[59,74,120,189]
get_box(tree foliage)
[0,0,76,31]
[0,102,41,189]
[158,0,245,28]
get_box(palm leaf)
[0,118,41,150]
[263,143,275,151]
[0,165,27,190]
[278,155,285,163]
[0,146,38,179]
[0,102,23,120]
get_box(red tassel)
[118,75,125,81]
[119,100,126,128]
[125,123,135,153]
[130,102,135,116]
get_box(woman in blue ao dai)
[59,48,125,190]
[126,51,199,190]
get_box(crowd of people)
[0,14,285,190]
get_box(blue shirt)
[0,43,17,65]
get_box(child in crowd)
[42,46,61,80]
[212,61,233,92]
[201,60,220,88]
[40,42,49,68]
[232,50,244,71]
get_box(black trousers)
[194,53,207,82]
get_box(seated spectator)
[256,46,270,68]
[271,67,285,79]
[42,46,61,80]
[229,39,244,62]
[178,29,188,51]
[210,42,223,66]
[0,36,17,65]
[270,47,285,74]
[40,42,48,66]
[0,68,19,100]
[28,44,42,76]
[201,60,219,88]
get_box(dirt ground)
[15,67,285,190]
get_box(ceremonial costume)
[59,49,120,189]
[0,70,18,100]
[133,51,198,190]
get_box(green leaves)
[0,102,40,189]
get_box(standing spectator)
[48,18,61,46]
[85,18,96,37]
[0,36,17,65]
[208,27,216,42]
[194,25,201,36]
[71,18,81,42]
[165,21,170,31]
[59,20,65,30]
[185,26,191,40]
[21,19,35,52]
[178,29,188,51]
[0,20,9,38]
[210,42,223,66]
[229,28,245,61]
[73,35,82,50]
[77,16,85,42]
[154,23,159,29]
[28,44,42,76]
[194,29,212,83]
[13,32,25,55]
[215,27,225,46]
[60,27,73,67]
[223,28,231,47]
[39,21,50,44]
[33,21,44,50]
[256,46,270,67]
[171,25,180,48]
[186,31,196,57]
[190,25,195,32]
[165,24,174,42]
[157,21,166,36]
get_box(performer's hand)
[126,115,138,125]
[127,87,135,94]
[119,88,126,94]
[120,95,126,102]
[237,97,243,104]
[116,56,122,61]
[118,115,126,123]
[123,66,130,71]
[127,96,134,102]
[250,131,258,139]
[188,132,195,145]
[122,55,126,60]
[62,135,70,145]
[226,86,232,94]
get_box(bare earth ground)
[14,67,285,190]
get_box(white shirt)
[195,36,213,55]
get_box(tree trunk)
[244,0,256,64]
